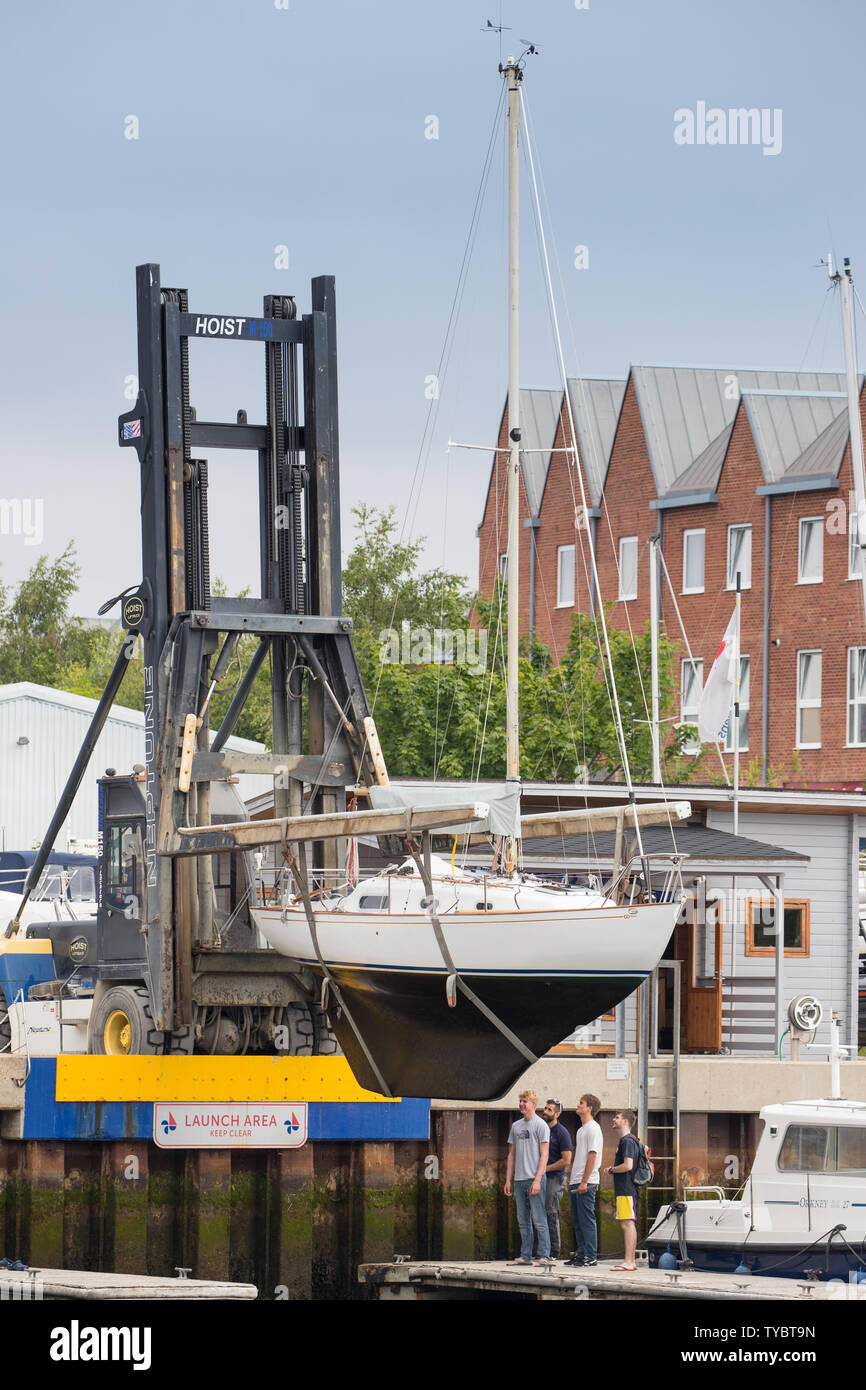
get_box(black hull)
[325,966,645,1100]
[645,1234,862,1282]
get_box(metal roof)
[517,389,562,517]
[566,377,627,506]
[742,383,849,483]
[631,367,850,498]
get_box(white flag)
[697,610,738,743]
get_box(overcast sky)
[1,0,865,615]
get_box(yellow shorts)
[616,1194,638,1222]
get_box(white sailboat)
[250,54,686,1100]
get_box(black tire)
[89,985,163,1055]
[312,1003,342,1056]
[164,1025,195,1055]
[281,1001,315,1057]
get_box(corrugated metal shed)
[0,682,270,852]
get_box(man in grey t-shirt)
[504,1089,551,1265]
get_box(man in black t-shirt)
[605,1109,641,1272]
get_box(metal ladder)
[638,959,681,1209]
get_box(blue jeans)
[514,1176,550,1260]
[569,1184,598,1261]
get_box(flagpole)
[733,572,741,836]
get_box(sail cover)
[368,781,521,840]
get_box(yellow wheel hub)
[104,1009,132,1055]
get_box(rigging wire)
[519,86,654,862]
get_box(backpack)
[630,1136,654,1186]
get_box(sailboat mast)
[505,56,522,785]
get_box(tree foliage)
[1,516,695,782]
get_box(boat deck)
[358,1256,856,1301]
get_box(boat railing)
[606,853,687,907]
[682,1185,730,1202]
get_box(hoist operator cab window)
[104,822,144,920]
[100,817,148,965]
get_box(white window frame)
[726,524,752,590]
[797,516,824,585]
[680,657,703,755]
[796,649,822,749]
[849,511,865,580]
[723,655,750,752]
[847,646,866,747]
[682,528,706,595]
[618,536,638,601]
[556,544,575,608]
[499,552,508,578]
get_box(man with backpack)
[606,1109,643,1272]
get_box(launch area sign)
[153,1102,308,1148]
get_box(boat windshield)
[35,866,97,902]
[778,1123,866,1172]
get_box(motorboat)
[645,1017,866,1280]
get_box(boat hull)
[645,1230,864,1282]
[325,964,646,1100]
[252,899,679,1098]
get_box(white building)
[0,682,271,851]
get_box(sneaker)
[564,1254,583,1266]
[583,1258,598,1267]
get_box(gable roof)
[742,382,850,484]
[565,377,627,507]
[632,367,850,499]
[518,388,562,517]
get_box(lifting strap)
[408,838,538,1068]
[288,849,394,1099]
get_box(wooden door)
[674,902,723,1053]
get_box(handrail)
[683,1185,729,1201]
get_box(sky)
[1,0,865,615]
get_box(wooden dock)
[0,1266,257,1300]
[358,1257,847,1301]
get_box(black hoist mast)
[107,265,383,1035]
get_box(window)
[680,658,703,754]
[850,511,864,580]
[105,822,143,916]
[778,1125,866,1172]
[682,529,705,594]
[499,553,508,578]
[796,649,822,747]
[557,544,575,607]
[848,647,866,745]
[618,536,638,601]
[798,516,823,583]
[726,524,751,590]
[358,894,389,911]
[724,655,749,751]
[745,898,810,957]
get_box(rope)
[408,841,537,1066]
[289,851,393,1098]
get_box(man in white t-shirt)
[504,1089,552,1265]
[566,1093,603,1266]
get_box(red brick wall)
[476,378,866,789]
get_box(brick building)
[476,368,866,789]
